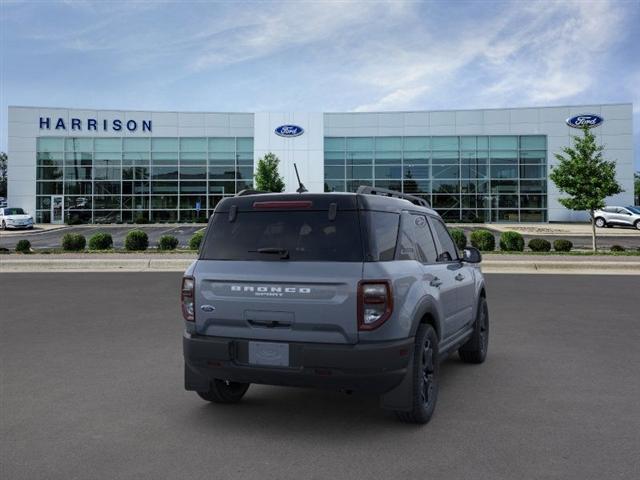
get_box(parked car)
[182,187,488,424]
[594,206,640,230]
[0,207,34,230]
[0,197,7,208]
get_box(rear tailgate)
[194,261,361,344]
[194,196,365,344]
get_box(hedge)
[88,232,113,250]
[158,235,179,251]
[189,231,205,251]
[470,229,495,251]
[15,239,31,253]
[449,228,467,251]
[62,233,86,252]
[553,239,573,252]
[125,230,149,251]
[499,231,525,252]
[528,238,551,252]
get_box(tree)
[634,172,640,205]
[0,152,7,198]
[549,128,623,251]
[254,152,285,192]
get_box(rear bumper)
[183,332,413,394]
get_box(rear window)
[201,210,364,262]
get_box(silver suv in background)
[594,206,640,230]
[182,187,488,424]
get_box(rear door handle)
[430,277,443,288]
[455,273,465,281]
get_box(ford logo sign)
[275,125,304,137]
[566,114,604,129]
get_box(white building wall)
[254,112,324,193]
[324,104,634,222]
[6,104,634,223]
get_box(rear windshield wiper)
[250,247,290,259]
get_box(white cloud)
[351,0,633,111]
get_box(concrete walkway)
[449,222,640,237]
[2,253,639,275]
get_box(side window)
[410,214,438,263]
[364,211,400,261]
[397,222,417,261]
[431,218,459,262]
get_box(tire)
[635,220,640,230]
[594,217,606,228]
[197,379,250,404]
[459,297,489,364]
[395,324,439,424]
[1,221,5,230]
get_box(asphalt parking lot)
[2,273,639,479]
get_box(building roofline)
[7,102,633,115]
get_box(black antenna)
[293,163,308,193]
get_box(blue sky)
[1,0,639,168]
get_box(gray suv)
[182,187,488,424]
[594,206,640,229]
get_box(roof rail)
[356,185,430,208]
[235,189,267,197]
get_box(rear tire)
[635,220,640,230]
[459,297,489,364]
[595,217,606,228]
[197,379,250,404]
[395,324,439,424]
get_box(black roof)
[215,191,437,216]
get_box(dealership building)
[6,103,634,224]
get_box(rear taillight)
[358,280,393,331]
[181,276,195,322]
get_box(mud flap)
[379,360,414,412]
[184,363,210,392]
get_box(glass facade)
[324,135,547,222]
[35,137,253,223]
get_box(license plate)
[248,341,289,367]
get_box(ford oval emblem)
[275,125,304,137]
[566,114,604,129]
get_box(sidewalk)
[2,253,639,274]
[449,223,640,237]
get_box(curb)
[482,260,640,275]
[1,258,639,274]
[0,258,195,273]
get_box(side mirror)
[462,247,482,264]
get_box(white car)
[594,206,640,230]
[0,207,35,230]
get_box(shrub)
[470,229,495,251]
[62,233,86,251]
[610,244,625,252]
[15,239,31,253]
[134,215,149,224]
[88,232,113,250]
[189,231,205,251]
[125,230,149,251]
[553,239,573,252]
[499,231,525,252]
[158,235,179,251]
[528,238,551,252]
[449,228,467,251]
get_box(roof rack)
[235,189,267,197]
[356,185,430,208]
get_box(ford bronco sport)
[182,187,488,424]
